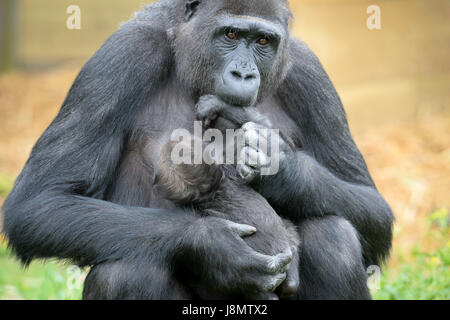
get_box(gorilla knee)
[83,260,192,300]
[298,216,370,299]
[83,261,132,300]
[330,218,364,271]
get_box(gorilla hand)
[196,95,272,130]
[237,122,294,184]
[196,95,228,129]
[278,244,300,299]
[179,217,293,299]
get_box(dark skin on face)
[212,16,283,107]
[3,0,393,300]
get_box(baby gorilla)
[154,99,300,299]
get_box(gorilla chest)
[134,92,301,151]
[136,88,197,134]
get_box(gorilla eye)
[226,31,237,40]
[257,37,269,45]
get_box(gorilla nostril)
[231,71,242,79]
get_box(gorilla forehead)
[215,14,285,36]
[204,0,292,24]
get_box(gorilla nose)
[219,61,261,106]
[230,69,258,81]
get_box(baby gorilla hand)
[195,95,228,129]
[181,217,293,299]
[195,95,272,130]
[237,122,293,183]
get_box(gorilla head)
[173,0,292,106]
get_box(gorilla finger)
[220,106,251,125]
[266,252,293,274]
[279,277,299,299]
[237,164,259,183]
[243,124,286,150]
[247,251,288,275]
[226,221,257,237]
[249,292,279,300]
[264,293,280,300]
[259,273,287,293]
[239,147,268,168]
[249,148,269,167]
[242,122,267,131]
[243,128,272,148]
[196,95,223,118]
[214,117,240,130]
[244,129,261,149]
[243,108,273,128]
[237,164,252,178]
[197,94,219,106]
[279,259,299,297]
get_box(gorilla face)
[173,1,290,106]
[212,16,283,106]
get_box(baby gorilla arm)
[196,95,272,130]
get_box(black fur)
[151,129,300,299]
[2,0,393,300]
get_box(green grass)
[0,246,84,300]
[0,173,14,197]
[373,208,450,300]
[373,250,450,300]
[1,173,83,300]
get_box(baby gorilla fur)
[154,108,300,299]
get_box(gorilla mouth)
[220,92,258,107]
[217,77,260,107]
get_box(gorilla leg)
[83,259,192,300]
[296,216,371,300]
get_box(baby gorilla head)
[155,137,267,213]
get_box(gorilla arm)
[244,40,394,267]
[1,21,198,266]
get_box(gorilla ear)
[185,0,201,21]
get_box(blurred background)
[0,0,449,299]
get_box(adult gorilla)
[2,0,393,299]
